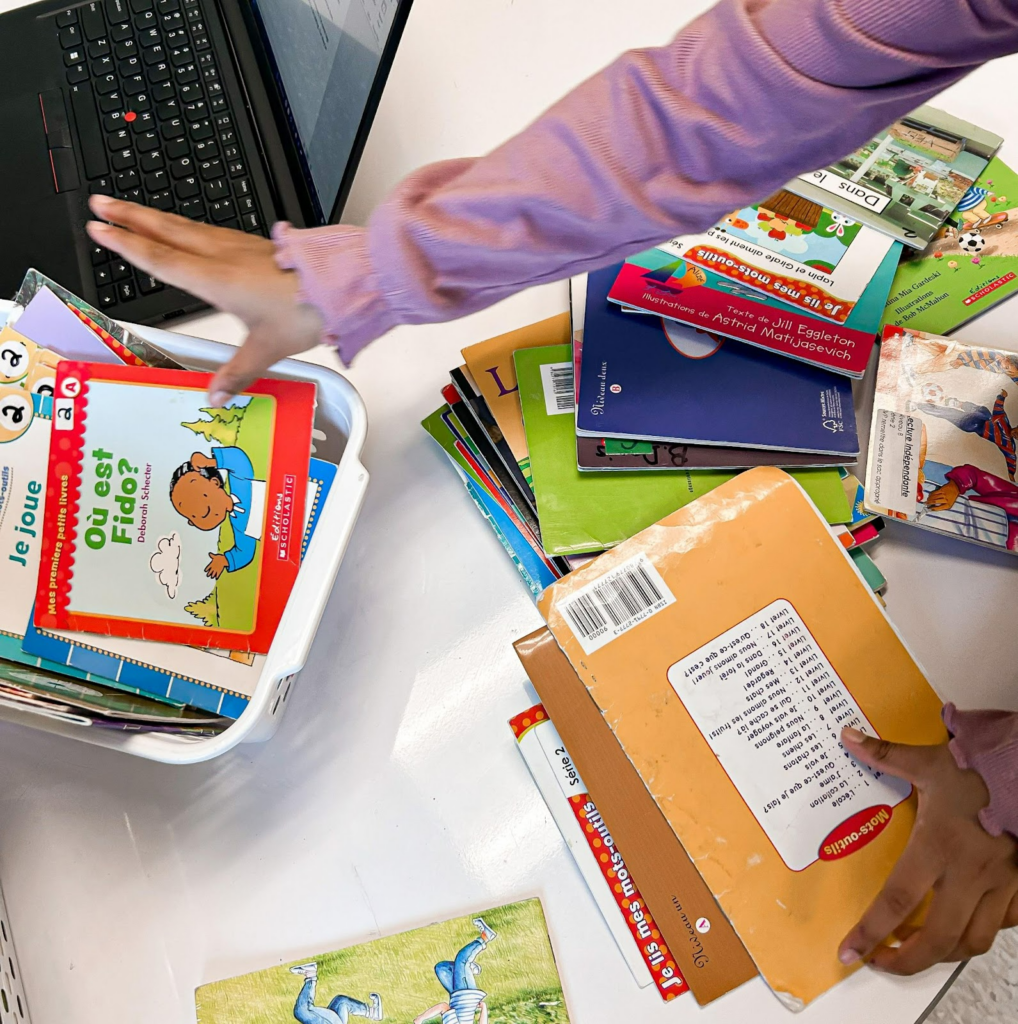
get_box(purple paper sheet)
[13,287,123,363]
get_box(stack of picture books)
[0,270,326,735]
[423,105,1018,1008]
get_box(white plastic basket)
[0,882,28,1024]
[0,303,369,763]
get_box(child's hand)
[926,480,961,511]
[86,196,324,404]
[838,729,1018,975]
[205,553,230,579]
[190,452,217,470]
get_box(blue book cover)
[577,264,859,455]
[20,458,338,719]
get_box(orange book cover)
[537,467,946,1008]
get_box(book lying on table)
[23,459,337,719]
[35,362,315,654]
[536,467,945,1009]
[865,326,1018,555]
[509,703,687,1000]
[608,228,901,377]
[660,195,897,327]
[574,266,860,457]
[519,343,852,555]
[788,105,1003,249]
[882,156,1018,335]
[195,900,569,1024]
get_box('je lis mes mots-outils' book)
[35,362,315,654]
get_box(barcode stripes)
[548,364,574,412]
[563,563,665,642]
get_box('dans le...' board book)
[607,224,902,378]
[536,468,946,1008]
[35,362,315,654]
[509,704,688,1001]
[194,901,570,1024]
[882,156,1018,335]
[658,195,897,327]
[865,326,1018,555]
[574,266,860,457]
[788,105,1003,249]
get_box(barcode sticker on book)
[540,361,575,416]
[559,553,675,654]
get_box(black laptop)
[0,0,413,323]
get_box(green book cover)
[516,345,851,555]
[882,156,1018,334]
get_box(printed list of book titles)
[668,599,910,870]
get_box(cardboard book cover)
[609,222,901,376]
[882,156,1018,334]
[574,267,860,457]
[865,326,1018,554]
[195,901,569,1024]
[35,362,315,653]
[513,629,758,1006]
[660,196,896,326]
[461,314,571,490]
[536,468,946,1008]
[788,105,1002,249]
[509,704,687,1000]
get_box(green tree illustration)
[182,406,246,446]
[185,588,219,627]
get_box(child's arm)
[413,1004,448,1024]
[213,446,255,482]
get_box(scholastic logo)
[819,805,893,861]
[271,474,297,560]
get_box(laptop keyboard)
[55,0,268,311]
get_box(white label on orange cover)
[539,361,575,416]
[796,169,892,214]
[559,553,676,655]
[869,409,921,517]
[532,717,589,800]
[667,599,912,871]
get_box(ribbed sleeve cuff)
[943,702,1018,839]
[271,221,396,365]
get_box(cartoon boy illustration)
[289,962,382,1024]
[927,463,1018,552]
[913,389,1018,480]
[169,446,265,579]
[413,918,497,1024]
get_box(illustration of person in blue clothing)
[288,962,382,1024]
[169,446,265,580]
[413,918,498,1024]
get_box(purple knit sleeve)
[943,703,1018,838]
[272,0,1018,363]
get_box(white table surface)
[1,1,1016,1023]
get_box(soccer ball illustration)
[958,230,987,254]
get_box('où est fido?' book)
[36,362,315,653]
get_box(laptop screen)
[250,0,404,221]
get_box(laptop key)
[189,118,212,141]
[162,117,185,140]
[119,56,141,76]
[97,285,117,309]
[204,178,227,201]
[209,95,226,114]
[134,10,156,29]
[99,90,124,112]
[105,0,129,22]
[64,47,85,66]
[112,151,137,173]
[148,191,173,211]
[89,176,115,194]
[140,149,164,172]
[178,198,204,218]
[91,55,114,74]
[94,72,117,94]
[156,98,179,120]
[66,63,89,84]
[111,22,133,41]
[129,0,153,11]
[177,82,202,104]
[235,194,255,214]
[161,10,183,30]
[94,265,113,287]
[58,25,82,48]
[191,32,209,50]
[169,45,192,65]
[186,6,202,22]
[144,169,168,191]
[87,38,110,59]
[107,129,131,150]
[56,8,78,26]
[124,75,146,96]
[68,83,109,178]
[169,154,193,177]
[103,112,125,132]
[90,244,111,265]
[144,44,166,64]
[157,0,180,11]
[198,158,222,181]
[81,2,105,39]
[116,39,138,59]
[149,62,171,84]
[183,99,207,119]
[192,138,217,160]
[131,111,155,132]
[151,80,174,101]
[174,64,198,85]
[241,212,260,232]
[227,159,244,178]
[117,279,136,303]
[118,187,142,201]
[233,177,250,196]
[136,130,159,152]
[138,26,160,45]
[174,175,199,198]
[138,274,164,294]
[164,136,188,159]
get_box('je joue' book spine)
[35,362,315,654]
